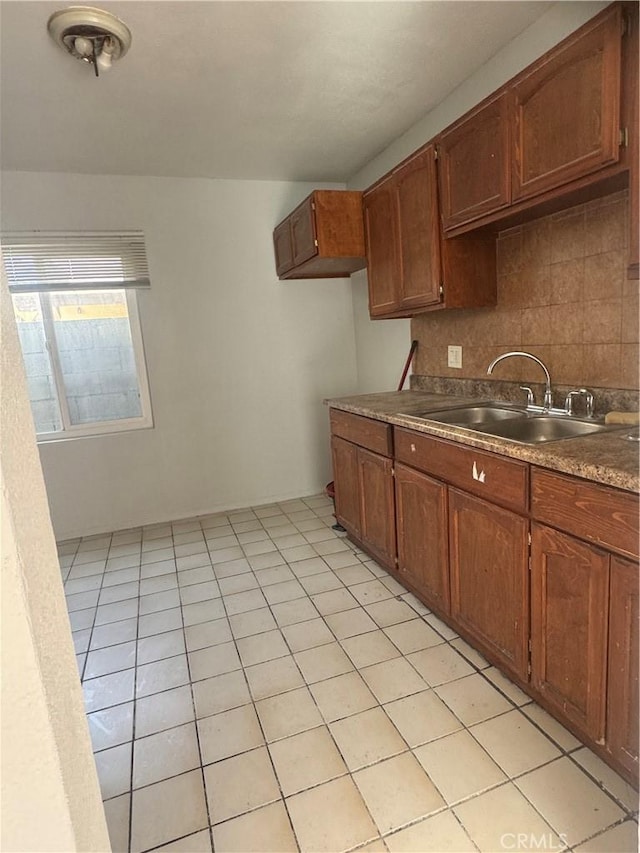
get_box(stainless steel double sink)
[412,403,616,444]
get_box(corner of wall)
[0,269,110,852]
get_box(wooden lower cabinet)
[607,556,639,778]
[449,488,529,681]
[358,447,396,569]
[395,463,449,614]
[330,413,639,785]
[331,436,361,539]
[530,523,609,743]
[331,434,395,570]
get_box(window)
[3,232,153,440]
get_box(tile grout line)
[171,519,216,853]
[126,534,145,853]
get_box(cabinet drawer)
[395,428,528,513]
[330,410,392,457]
[531,469,639,561]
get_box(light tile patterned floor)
[59,494,639,853]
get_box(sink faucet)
[486,351,553,411]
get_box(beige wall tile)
[521,218,552,269]
[550,258,584,304]
[622,274,639,299]
[620,344,640,389]
[498,274,529,308]
[549,302,583,345]
[583,250,625,301]
[621,295,639,344]
[585,196,627,255]
[583,344,623,387]
[519,267,551,307]
[413,192,635,389]
[497,228,523,275]
[544,345,586,387]
[550,208,585,263]
[582,299,622,344]
[521,306,553,346]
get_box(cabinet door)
[290,196,317,267]
[530,523,609,742]
[273,220,294,276]
[331,436,361,539]
[363,178,401,317]
[358,447,396,569]
[396,146,442,310]
[438,93,510,230]
[512,5,622,202]
[449,488,529,680]
[395,463,449,614]
[607,556,639,779]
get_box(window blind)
[1,231,150,292]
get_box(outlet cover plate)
[448,345,463,369]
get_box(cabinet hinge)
[311,201,316,211]
[528,531,532,547]
[527,661,532,676]
[528,638,532,654]
[391,466,395,477]
[434,147,439,161]
[314,238,319,247]
[394,556,399,566]
[439,284,444,299]
[619,128,629,148]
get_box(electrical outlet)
[448,345,463,369]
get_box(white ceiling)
[0,1,550,182]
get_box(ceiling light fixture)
[47,6,132,77]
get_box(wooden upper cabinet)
[364,147,443,318]
[364,147,443,317]
[273,190,366,280]
[363,143,496,318]
[396,147,442,310]
[512,4,623,202]
[290,197,317,267]
[363,175,402,317]
[438,94,510,230]
[530,522,609,742]
[273,219,294,276]
[607,556,639,781]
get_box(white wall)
[347,1,608,394]
[1,172,358,539]
[1,274,110,852]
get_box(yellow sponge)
[604,411,640,425]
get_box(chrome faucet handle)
[565,390,580,414]
[582,388,595,418]
[565,388,595,418]
[519,386,535,408]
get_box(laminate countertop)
[325,390,640,494]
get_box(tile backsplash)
[412,190,638,392]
